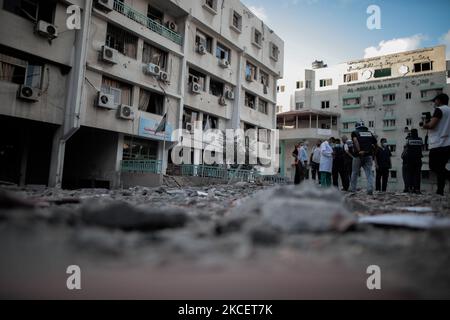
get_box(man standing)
[310,141,321,183]
[350,121,377,195]
[299,142,309,180]
[332,139,349,191]
[422,93,450,196]
[292,143,303,185]
[375,138,392,192]
[320,137,335,187]
[403,129,424,194]
[342,135,355,185]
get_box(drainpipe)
[48,0,92,188]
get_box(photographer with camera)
[420,93,450,196]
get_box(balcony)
[112,0,183,45]
[343,104,361,110]
[382,100,397,106]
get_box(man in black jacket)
[375,138,392,192]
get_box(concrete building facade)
[278,46,450,192]
[0,0,284,189]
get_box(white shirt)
[312,147,321,163]
[319,141,333,173]
[430,105,450,149]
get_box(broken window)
[258,99,268,114]
[138,88,164,115]
[231,10,242,31]
[245,92,256,109]
[0,52,42,88]
[142,43,167,70]
[195,29,213,53]
[123,136,158,161]
[147,5,164,25]
[203,114,218,130]
[3,0,56,23]
[188,68,206,91]
[343,72,358,83]
[101,76,132,105]
[209,78,224,97]
[216,42,231,62]
[253,28,262,47]
[106,24,138,59]
[183,107,199,130]
[414,62,433,73]
[245,61,257,81]
[260,70,269,87]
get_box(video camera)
[419,112,432,127]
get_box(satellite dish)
[399,65,409,76]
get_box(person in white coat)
[319,137,335,187]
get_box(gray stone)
[80,201,188,231]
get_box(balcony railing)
[121,160,163,174]
[113,0,183,46]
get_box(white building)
[279,46,450,191]
[0,0,284,189]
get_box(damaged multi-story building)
[0,0,284,189]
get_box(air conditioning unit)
[165,20,178,33]
[159,71,169,82]
[191,81,201,94]
[197,44,207,55]
[186,123,193,133]
[144,63,161,76]
[35,20,58,40]
[219,59,230,68]
[101,45,118,64]
[17,85,40,102]
[219,96,227,106]
[117,105,135,120]
[225,90,235,100]
[96,91,116,109]
[95,0,114,12]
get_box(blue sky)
[241,0,450,87]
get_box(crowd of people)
[291,93,450,196]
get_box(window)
[260,71,269,87]
[343,97,360,106]
[296,81,303,89]
[383,119,396,127]
[368,121,374,128]
[252,28,262,47]
[295,102,304,110]
[195,30,213,54]
[374,68,392,78]
[343,123,349,130]
[203,114,218,130]
[270,43,279,61]
[142,43,167,70]
[258,99,268,114]
[203,0,218,13]
[209,78,224,97]
[321,123,331,129]
[123,137,158,161]
[216,42,231,62]
[106,24,138,59]
[276,106,282,113]
[368,96,374,105]
[319,79,333,87]
[231,10,242,32]
[3,0,56,24]
[344,72,358,83]
[183,108,199,130]
[414,62,433,73]
[321,101,330,109]
[305,81,312,89]
[406,118,412,126]
[138,89,164,115]
[147,5,164,25]
[246,61,257,81]
[406,92,412,100]
[383,93,396,102]
[245,92,256,109]
[188,68,206,91]
[0,53,42,88]
[101,77,132,105]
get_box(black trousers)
[376,168,390,192]
[294,162,305,185]
[332,161,349,191]
[311,161,319,180]
[429,146,450,194]
[402,164,409,191]
[406,161,422,192]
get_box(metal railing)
[113,0,183,46]
[178,164,289,184]
[121,160,163,174]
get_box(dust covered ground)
[0,180,449,299]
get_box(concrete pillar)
[48,127,64,188]
[114,133,124,189]
[19,130,29,187]
[231,53,243,130]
